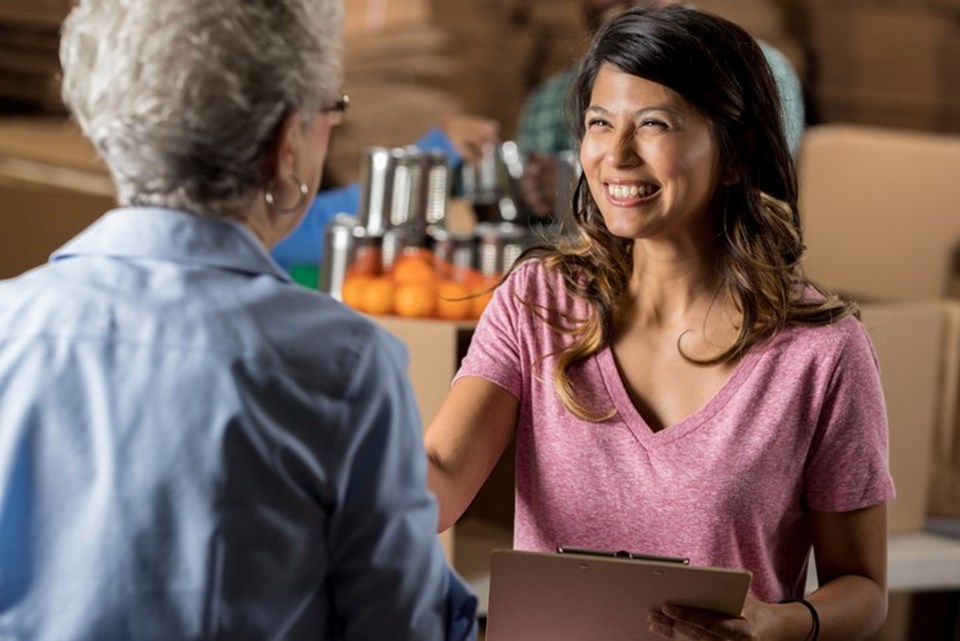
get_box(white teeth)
[607,183,656,199]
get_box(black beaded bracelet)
[780,597,820,641]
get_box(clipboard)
[485,548,752,641]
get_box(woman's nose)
[605,129,640,167]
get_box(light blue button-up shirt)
[0,207,476,641]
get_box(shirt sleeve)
[454,265,527,399]
[328,327,477,641]
[804,320,897,512]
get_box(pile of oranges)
[341,247,498,321]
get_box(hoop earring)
[264,174,309,215]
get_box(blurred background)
[2,0,959,185]
[1,1,959,640]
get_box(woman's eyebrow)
[585,104,684,118]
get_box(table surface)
[803,530,960,594]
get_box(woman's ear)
[721,163,741,186]
[265,111,304,180]
[723,131,756,186]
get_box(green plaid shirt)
[515,40,804,157]
[516,66,579,155]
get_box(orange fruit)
[341,274,370,310]
[465,274,500,319]
[433,257,456,281]
[349,246,382,276]
[360,276,396,315]
[471,288,495,319]
[435,280,473,320]
[462,268,489,290]
[391,251,437,287]
[394,282,437,318]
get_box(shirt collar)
[52,207,293,283]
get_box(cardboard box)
[859,302,945,532]
[373,316,476,424]
[929,301,960,517]
[798,124,960,527]
[804,3,960,137]
[814,88,960,134]
[808,7,952,95]
[373,316,479,561]
[0,117,115,278]
[0,0,71,27]
[798,124,960,302]
[343,0,431,35]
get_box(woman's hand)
[440,114,500,166]
[647,597,786,641]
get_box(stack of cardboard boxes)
[801,0,960,134]
[698,0,807,79]
[327,0,466,184]
[330,0,587,184]
[0,0,70,112]
[798,124,960,530]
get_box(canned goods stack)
[321,145,543,320]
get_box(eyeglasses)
[321,92,349,127]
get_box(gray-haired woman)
[0,1,477,640]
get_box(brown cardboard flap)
[800,124,960,302]
[859,301,945,531]
[929,301,960,516]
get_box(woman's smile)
[603,179,662,205]
[580,63,722,241]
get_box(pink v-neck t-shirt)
[454,260,895,601]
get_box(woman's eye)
[586,117,610,129]
[639,119,669,130]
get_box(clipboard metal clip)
[556,546,691,565]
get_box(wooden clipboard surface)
[486,549,752,641]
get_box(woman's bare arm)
[424,376,519,532]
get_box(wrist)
[778,598,820,641]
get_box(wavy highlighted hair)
[518,5,855,421]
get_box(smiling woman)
[424,5,894,641]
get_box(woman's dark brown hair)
[525,5,855,420]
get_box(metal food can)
[356,146,402,236]
[389,146,429,235]
[320,213,360,300]
[428,227,476,280]
[425,150,450,229]
[474,222,538,278]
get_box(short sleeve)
[454,265,532,400]
[804,321,896,512]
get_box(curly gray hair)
[60,0,344,219]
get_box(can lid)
[330,213,359,228]
[428,226,474,243]
[474,222,531,241]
